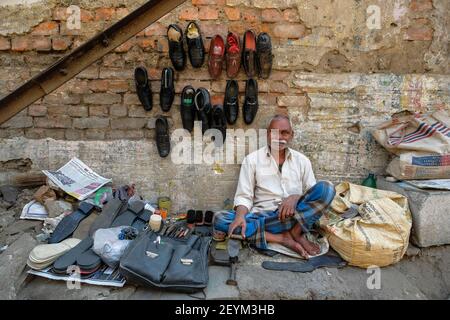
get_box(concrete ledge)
[378,178,450,248]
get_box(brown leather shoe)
[242,30,257,78]
[226,32,241,78]
[208,35,225,79]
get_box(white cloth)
[234,146,316,213]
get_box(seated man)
[213,115,336,258]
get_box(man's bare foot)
[289,224,321,256]
[298,235,321,256]
[281,232,308,259]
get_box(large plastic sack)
[372,110,450,180]
[93,226,135,268]
[319,182,412,268]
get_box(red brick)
[211,95,224,106]
[33,37,52,51]
[0,37,11,51]
[52,37,72,51]
[242,9,260,22]
[199,22,228,37]
[283,9,299,22]
[192,0,225,4]
[179,7,199,21]
[89,106,109,117]
[47,106,68,115]
[34,116,72,129]
[273,23,308,38]
[136,37,154,50]
[95,8,116,21]
[404,19,433,41]
[108,80,130,93]
[28,105,47,117]
[224,7,240,21]
[269,82,289,93]
[262,9,282,22]
[32,21,59,36]
[11,37,31,52]
[144,23,167,36]
[410,0,433,12]
[25,128,65,140]
[89,80,109,92]
[81,10,95,22]
[199,7,219,20]
[114,39,135,53]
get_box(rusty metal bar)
[0,0,186,125]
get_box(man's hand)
[228,206,248,239]
[278,195,301,221]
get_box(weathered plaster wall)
[0,0,449,210]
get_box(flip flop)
[89,198,126,237]
[27,238,81,270]
[261,255,346,273]
[53,237,94,274]
[111,201,146,228]
[49,202,95,244]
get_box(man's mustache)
[271,139,288,145]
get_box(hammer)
[226,238,240,286]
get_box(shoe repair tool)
[176,227,185,238]
[160,224,168,235]
[226,238,240,286]
[165,223,176,237]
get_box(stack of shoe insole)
[53,237,102,275]
[27,238,81,270]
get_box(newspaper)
[42,158,112,201]
[20,200,48,221]
[28,265,126,288]
[404,179,450,191]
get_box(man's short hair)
[267,114,292,130]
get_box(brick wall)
[0,0,449,207]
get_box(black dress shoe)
[134,66,153,111]
[224,80,239,125]
[256,32,273,79]
[155,116,171,158]
[194,88,212,134]
[243,79,258,125]
[186,22,205,68]
[167,24,186,71]
[180,85,196,132]
[160,67,175,112]
[209,104,227,145]
[242,30,257,78]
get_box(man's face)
[267,118,294,151]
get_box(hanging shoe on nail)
[242,30,257,78]
[208,35,225,79]
[134,66,153,111]
[160,67,175,112]
[167,24,186,71]
[256,32,273,79]
[194,88,212,134]
[155,116,171,158]
[180,85,196,132]
[224,80,239,125]
[186,21,205,68]
[210,104,227,145]
[226,32,241,79]
[243,79,259,125]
